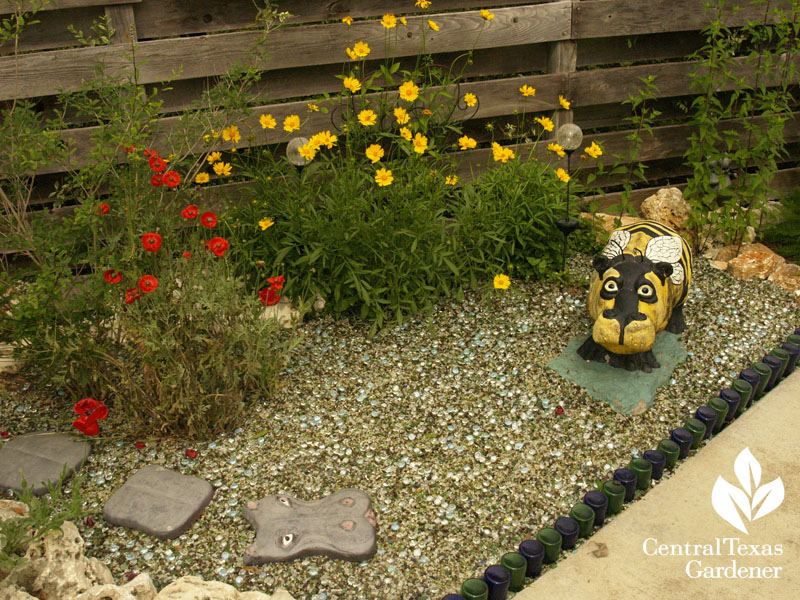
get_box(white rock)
[639,187,690,234]
[75,574,157,600]
[154,576,273,600]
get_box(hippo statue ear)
[592,255,611,275]
[652,261,674,284]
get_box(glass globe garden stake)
[286,137,309,188]
[555,123,583,272]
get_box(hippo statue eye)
[280,533,295,547]
[638,284,654,298]
[603,280,618,294]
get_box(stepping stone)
[103,465,214,539]
[242,488,378,564]
[0,432,90,496]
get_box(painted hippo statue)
[577,220,693,372]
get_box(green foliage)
[0,468,86,574]
[760,189,800,262]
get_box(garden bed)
[1,256,799,600]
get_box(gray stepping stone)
[103,465,214,539]
[0,432,90,496]
[242,488,378,564]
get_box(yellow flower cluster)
[491,142,515,163]
[480,9,495,20]
[555,167,570,183]
[195,172,210,184]
[375,167,393,186]
[222,125,241,143]
[428,19,439,31]
[445,175,458,185]
[559,95,571,110]
[346,41,371,60]
[458,135,477,150]
[207,151,222,165]
[358,109,377,126]
[399,127,412,141]
[342,16,353,25]
[519,85,536,97]
[535,116,554,132]
[259,113,276,129]
[416,0,431,9]
[547,142,566,158]
[394,106,410,125]
[343,76,362,93]
[585,141,602,158]
[381,14,397,28]
[259,217,275,231]
[297,131,339,162]
[412,132,428,154]
[214,161,232,176]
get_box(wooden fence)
[1,0,799,251]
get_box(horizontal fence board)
[576,31,705,68]
[0,3,571,101]
[0,0,139,14]
[0,5,104,55]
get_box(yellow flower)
[445,175,458,185]
[480,9,495,20]
[535,116,554,132]
[458,135,477,150]
[428,19,439,31]
[346,47,357,60]
[283,114,300,132]
[493,274,511,290]
[307,103,319,112]
[310,130,338,149]
[519,85,536,97]
[342,16,353,25]
[400,16,407,25]
[353,41,370,58]
[463,93,477,107]
[357,109,377,126]
[375,168,394,187]
[399,126,412,141]
[204,129,220,142]
[416,0,431,8]
[195,172,210,184]
[222,125,241,143]
[259,113,276,129]
[491,142,515,163]
[394,106,410,125]
[213,162,233,176]
[343,76,362,93]
[585,141,603,159]
[412,132,428,154]
[259,218,275,231]
[547,142,566,158]
[559,95,571,110]
[381,14,397,28]
[398,80,419,102]
[207,151,222,165]
[298,143,316,161]
[365,144,385,163]
[555,167,570,183]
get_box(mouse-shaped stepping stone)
[242,488,378,564]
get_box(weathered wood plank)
[104,3,136,45]
[0,5,103,55]
[574,0,796,39]
[546,39,577,132]
[576,31,705,68]
[0,0,139,14]
[0,3,571,100]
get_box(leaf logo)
[711,447,784,534]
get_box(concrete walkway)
[516,369,800,600]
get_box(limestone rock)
[768,263,800,295]
[75,574,157,600]
[579,212,642,243]
[639,187,690,234]
[709,260,728,271]
[153,576,273,600]
[260,296,301,329]
[714,245,740,263]
[0,587,37,600]
[727,243,786,279]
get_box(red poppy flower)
[73,416,100,436]
[182,251,191,258]
[72,398,109,437]
[134,442,145,449]
[200,211,217,228]
[149,156,167,173]
[151,174,163,187]
[185,449,198,459]
[138,275,159,293]
[267,275,285,291]
[204,236,229,257]
[162,170,181,188]
[124,287,141,304]
[104,269,123,284]
[259,286,281,306]
[142,232,162,253]
[181,205,198,219]
[0,431,10,439]
[555,406,565,415]
[122,144,136,154]
[144,149,159,159]
[98,203,110,214]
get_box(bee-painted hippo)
[577,220,693,372]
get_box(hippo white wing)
[669,262,685,286]
[645,236,684,285]
[601,229,630,259]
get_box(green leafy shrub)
[760,189,800,263]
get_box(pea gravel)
[1,255,798,600]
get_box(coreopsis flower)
[201,211,218,228]
[343,76,362,93]
[222,125,241,143]
[151,174,163,187]
[585,141,603,158]
[493,274,511,289]
[398,81,419,102]
[399,127,412,141]
[559,95,571,110]
[519,85,536,97]
[142,232,162,253]
[307,103,319,112]
[412,132,428,154]
[149,156,167,173]
[97,203,110,214]
[547,142,566,158]
[463,93,477,107]
[381,14,397,28]
[445,175,458,185]
[195,172,210,184]
[394,106,410,124]
[400,16,407,25]
[205,237,230,257]
[298,143,316,161]
[480,9,495,20]
[181,205,198,219]
[342,16,353,25]
[375,168,394,187]
[365,144,385,163]
[260,113,277,129]
[351,41,370,58]
[428,19,439,31]
[358,109,377,126]
[416,0,431,8]
[259,218,275,231]
[458,135,477,150]
[138,275,159,293]
[207,151,222,164]
[346,47,357,60]
[283,114,301,132]
[103,270,123,284]
[535,116,554,132]
[311,130,337,149]
[162,170,181,188]
[555,167,570,183]
[213,162,232,176]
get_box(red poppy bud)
[151,174,163,187]
[98,203,110,214]
[86,517,95,527]
[142,232,162,253]
[182,251,191,258]
[200,211,217,228]
[135,442,145,449]
[162,170,181,188]
[104,269,123,284]
[181,205,198,219]
[555,406,564,415]
[185,449,198,459]
[143,149,158,159]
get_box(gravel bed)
[1,255,799,600]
